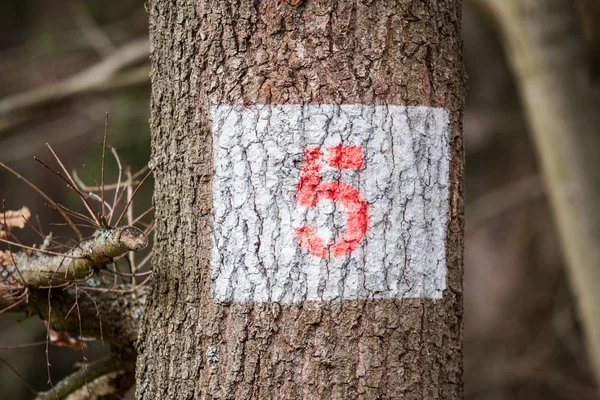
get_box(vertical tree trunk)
[137,1,465,399]
[479,0,600,383]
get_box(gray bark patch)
[211,104,449,303]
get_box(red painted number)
[295,145,369,258]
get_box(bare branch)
[466,175,545,234]
[1,226,147,289]
[70,0,116,57]
[477,0,600,384]
[115,167,154,227]
[101,113,109,222]
[35,355,134,400]
[0,38,149,118]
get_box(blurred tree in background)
[0,0,599,399]
[465,0,600,399]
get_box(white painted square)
[210,104,450,303]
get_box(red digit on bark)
[328,145,363,170]
[295,146,369,258]
[295,147,322,207]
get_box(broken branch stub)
[80,226,148,261]
[3,226,147,289]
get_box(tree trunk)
[479,0,600,383]
[136,1,465,399]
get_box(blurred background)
[0,1,151,399]
[0,0,598,399]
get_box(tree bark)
[137,1,465,399]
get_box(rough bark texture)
[480,0,600,384]
[137,1,464,399]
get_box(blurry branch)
[0,283,148,348]
[0,37,150,131]
[71,0,116,58]
[0,104,149,164]
[576,0,600,80]
[0,355,37,395]
[466,175,544,234]
[102,64,150,91]
[464,107,526,153]
[35,355,134,400]
[0,113,35,134]
[473,0,600,385]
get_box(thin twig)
[0,161,83,240]
[55,204,99,227]
[45,293,57,398]
[109,147,123,225]
[79,288,104,343]
[467,174,545,234]
[72,169,138,192]
[34,156,102,227]
[0,294,27,314]
[81,191,113,217]
[0,238,78,258]
[0,339,96,351]
[23,216,73,251]
[131,164,149,180]
[82,165,103,200]
[73,283,92,398]
[115,167,154,227]
[101,113,108,222]
[109,165,149,221]
[36,215,44,237]
[125,167,136,282]
[136,251,153,270]
[70,0,115,57]
[84,274,151,293]
[102,269,151,278]
[50,222,97,229]
[131,206,154,226]
[46,145,108,229]
[0,355,37,395]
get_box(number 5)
[295,145,369,258]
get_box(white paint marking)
[210,104,450,303]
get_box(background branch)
[0,37,149,121]
[466,174,545,234]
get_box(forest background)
[1,1,598,399]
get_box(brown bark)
[137,1,465,399]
